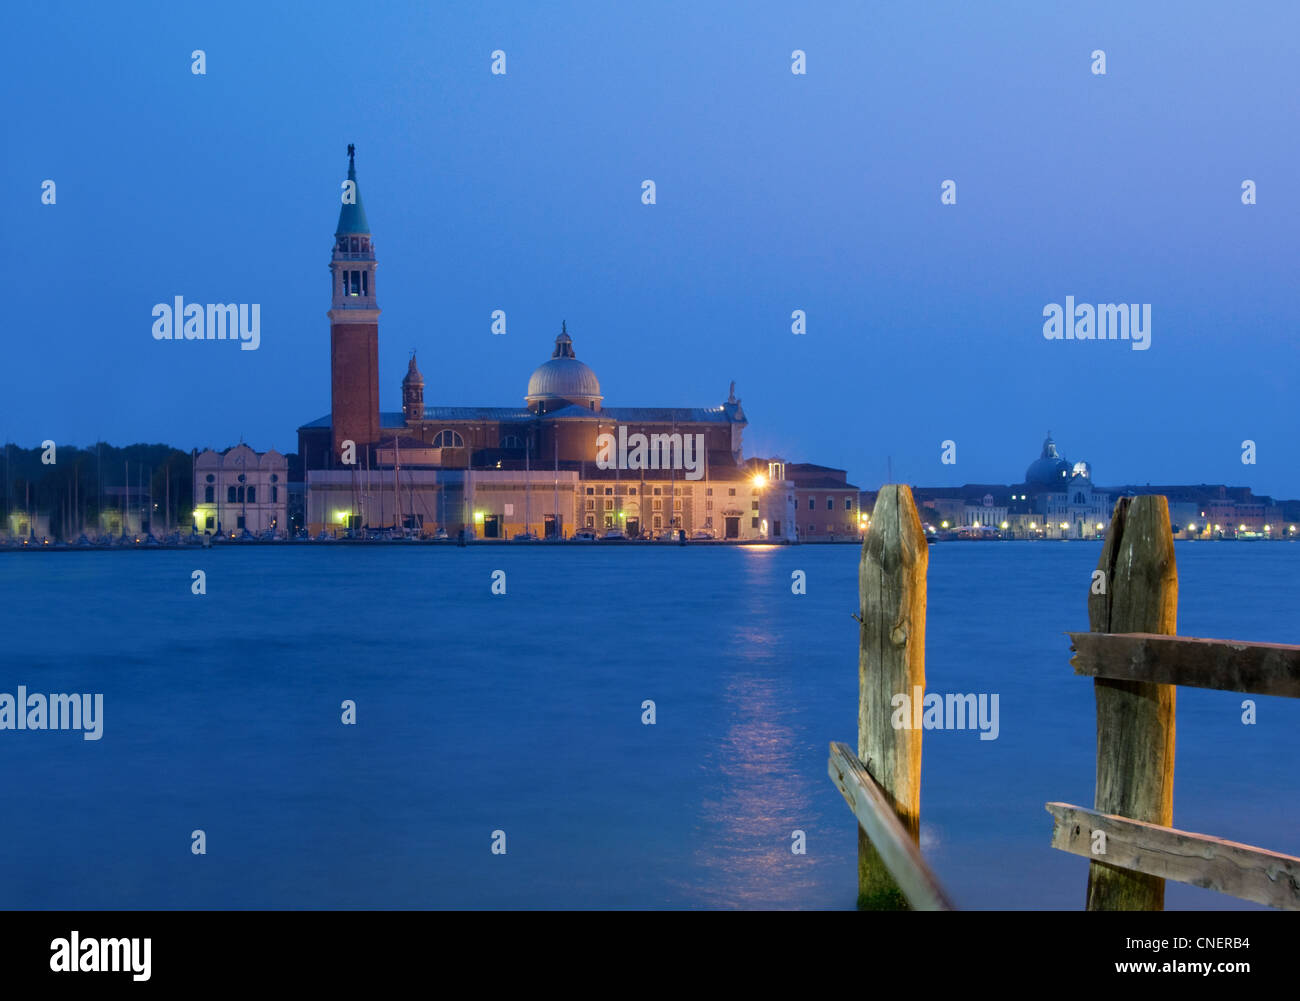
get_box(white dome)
[526,326,602,408]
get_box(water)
[1,542,1297,909]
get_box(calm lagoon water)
[1,542,1298,910]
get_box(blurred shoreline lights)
[1042,297,1150,351]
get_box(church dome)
[526,324,602,411]
[1025,433,1072,488]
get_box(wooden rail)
[1046,803,1300,911]
[829,742,954,911]
[1069,631,1300,698]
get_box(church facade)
[297,148,807,540]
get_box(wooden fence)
[829,486,1300,911]
[1046,494,1300,910]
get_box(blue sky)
[6,1,1299,494]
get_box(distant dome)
[1025,433,1072,488]
[526,324,602,411]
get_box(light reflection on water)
[687,600,826,909]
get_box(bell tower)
[402,353,424,423]
[328,144,381,462]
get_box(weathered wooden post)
[1086,495,1178,910]
[857,484,927,909]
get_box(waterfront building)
[192,444,288,536]
[772,462,862,539]
[295,148,806,540]
[1025,436,1112,539]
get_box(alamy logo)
[891,686,1000,740]
[595,426,705,480]
[1042,297,1150,351]
[50,932,150,981]
[151,297,261,351]
[0,687,103,740]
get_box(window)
[845,498,853,510]
[728,488,736,497]
[653,515,662,529]
[237,516,245,529]
[586,499,595,510]
[827,498,833,510]
[752,517,759,529]
[706,488,713,496]
[501,435,521,449]
[673,488,680,497]
[586,487,595,495]
[604,499,614,511]
[808,498,814,509]
[585,515,594,528]
[204,486,214,503]
[751,501,759,511]
[227,486,237,503]
[271,486,278,502]
[205,474,215,483]
[653,487,662,496]
[205,516,214,529]
[807,524,815,533]
[653,499,662,511]
[629,488,637,496]
[270,474,278,483]
[432,429,465,448]
[605,488,613,496]
[604,515,614,529]
[247,487,256,503]
[706,500,713,511]
[673,500,682,511]
[350,237,359,253]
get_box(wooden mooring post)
[1085,495,1177,910]
[826,484,952,910]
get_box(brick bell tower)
[328,144,381,462]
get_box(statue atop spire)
[336,143,370,236]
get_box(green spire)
[335,143,371,236]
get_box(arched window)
[433,429,465,448]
